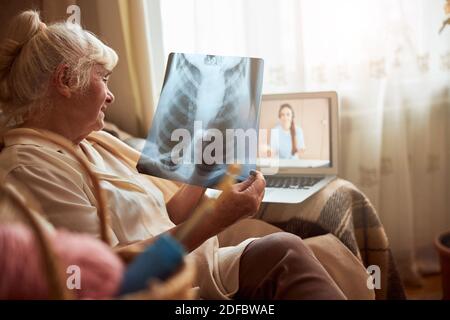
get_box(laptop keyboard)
[265,176,324,189]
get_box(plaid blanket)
[257,178,406,300]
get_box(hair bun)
[0,10,42,76]
[6,10,43,45]
[0,39,23,75]
[0,10,43,104]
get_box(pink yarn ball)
[0,224,124,299]
[0,224,48,299]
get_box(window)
[152,0,448,94]
[156,0,306,94]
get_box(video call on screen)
[258,98,331,168]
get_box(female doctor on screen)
[270,103,306,159]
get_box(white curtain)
[158,0,450,284]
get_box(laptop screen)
[258,95,332,169]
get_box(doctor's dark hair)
[278,103,298,156]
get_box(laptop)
[206,91,339,204]
[257,91,339,203]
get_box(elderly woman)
[0,11,345,299]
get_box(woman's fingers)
[235,170,265,192]
[243,172,266,195]
[238,172,265,214]
[234,177,254,191]
[214,170,266,223]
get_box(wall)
[0,0,43,40]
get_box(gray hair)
[0,10,118,128]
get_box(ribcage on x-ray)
[139,52,261,187]
[157,54,201,170]
[194,58,249,179]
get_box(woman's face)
[279,107,293,130]
[72,64,115,134]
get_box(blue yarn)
[119,234,185,295]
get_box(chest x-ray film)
[137,53,264,187]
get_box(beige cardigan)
[0,128,374,299]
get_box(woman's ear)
[53,64,72,98]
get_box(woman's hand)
[212,170,266,230]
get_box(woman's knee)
[244,232,313,261]
[266,232,311,252]
[237,232,345,300]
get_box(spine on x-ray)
[194,58,248,179]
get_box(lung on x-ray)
[137,53,264,188]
